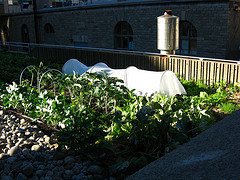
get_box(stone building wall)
[0,1,239,59]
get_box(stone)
[92,174,104,180]
[22,149,33,160]
[0,153,9,160]
[22,163,34,177]
[87,175,93,180]
[65,169,74,175]
[72,164,83,174]
[16,173,27,180]
[75,173,87,180]
[28,176,40,180]
[31,145,41,151]
[87,165,103,175]
[53,151,65,160]
[44,177,53,180]
[11,160,23,172]
[8,146,21,156]
[32,161,42,167]
[45,171,54,177]
[20,119,26,124]
[44,136,51,144]
[25,131,31,136]
[34,170,46,177]
[0,110,4,115]
[4,163,11,174]
[7,156,18,164]
[2,176,13,180]
[64,156,75,169]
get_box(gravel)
[0,110,114,180]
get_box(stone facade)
[1,0,240,59]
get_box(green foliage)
[219,102,239,114]
[0,57,239,179]
[0,52,62,83]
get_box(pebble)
[0,113,109,180]
[87,165,103,175]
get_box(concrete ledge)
[126,109,240,179]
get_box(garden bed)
[0,52,240,179]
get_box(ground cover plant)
[0,52,62,83]
[0,52,239,179]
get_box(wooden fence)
[1,42,240,85]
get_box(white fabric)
[62,59,187,96]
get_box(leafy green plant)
[0,58,240,179]
[219,102,239,114]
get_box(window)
[21,24,29,43]
[44,23,55,33]
[114,21,133,50]
[8,0,18,5]
[177,21,197,55]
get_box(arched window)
[178,21,197,55]
[1,25,9,42]
[114,21,133,50]
[44,23,55,33]
[21,24,29,43]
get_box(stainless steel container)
[157,11,179,55]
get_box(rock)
[0,110,4,115]
[11,160,23,172]
[53,178,64,180]
[7,156,18,164]
[92,174,104,180]
[63,156,75,169]
[57,160,63,166]
[44,136,50,144]
[65,169,74,175]
[22,163,34,177]
[53,151,65,160]
[16,173,27,180]
[25,131,31,136]
[38,164,45,170]
[15,138,24,146]
[0,153,9,160]
[8,146,21,156]
[76,173,88,180]
[34,170,46,177]
[87,165,103,175]
[72,164,83,174]
[44,176,53,180]
[45,171,54,177]
[32,161,42,168]
[20,119,26,124]
[4,163,11,174]
[67,150,76,156]
[0,142,6,149]
[31,145,41,151]
[2,176,13,180]
[50,135,57,144]
[87,175,93,180]
[55,171,64,178]
[22,149,33,160]
[28,176,39,180]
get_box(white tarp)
[62,59,187,96]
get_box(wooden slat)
[28,45,240,85]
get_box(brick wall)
[1,1,238,59]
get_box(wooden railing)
[1,42,240,85]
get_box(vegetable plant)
[0,55,239,179]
